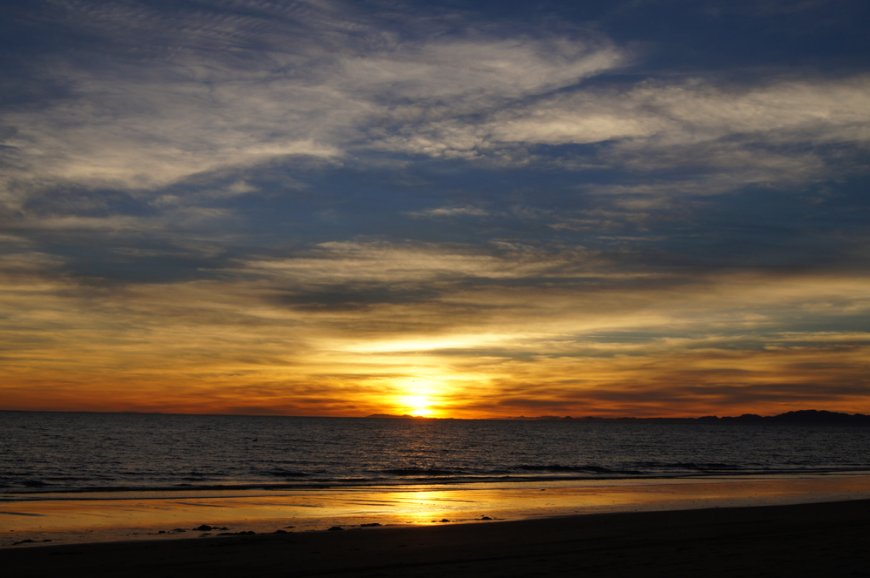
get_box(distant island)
[367,410,870,425]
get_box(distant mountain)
[710,410,870,425]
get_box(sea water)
[2,411,870,494]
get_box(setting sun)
[398,394,435,417]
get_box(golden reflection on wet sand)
[3,474,870,547]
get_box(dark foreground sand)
[3,500,870,577]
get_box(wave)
[258,469,309,479]
[5,464,870,498]
[20,480,52,488]
[514,464,639,475]
[631,461,747,472]
[5,414,870,497]
[380,468,468,477]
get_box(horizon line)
[0,408,863,421]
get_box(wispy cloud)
[1,1,626,209]
[407,206,490,218]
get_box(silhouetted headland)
[698,409,870,425]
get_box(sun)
[390,374,450,418]
[399,394,434,417]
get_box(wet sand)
[3,499,870,577]
[5,474,870,547]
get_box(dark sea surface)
[2,412,870,494]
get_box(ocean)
[2,411,870,494]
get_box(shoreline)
[7,465,870,495]
[3,472,870,549]
[3,498,870,577]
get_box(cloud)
[241,240,599,284]
[1,1,627,210]
[407,205,490,218]
[233,241,870,347]
[473,75,870,183]
[8,0,863,222]
[337,36,625,104]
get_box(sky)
[1,0,869,418]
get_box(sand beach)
[3,498,870,577]
[3,474,870,577]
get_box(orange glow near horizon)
[1,269,869,419]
